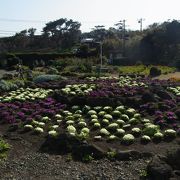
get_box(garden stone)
[71,96,87,106]
[72,142,106,160]
[116,150,140,160]
[156,90,174,100]
[147,155,173,180]
[142,91,157,103]
[166,148,180,170]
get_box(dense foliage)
[0,19,180,68]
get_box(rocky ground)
[0,125,151,180]
[0,127,150,180]
[0,126,179,180]
[0,70,180,180]
[0,151,150,180]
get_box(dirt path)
[154,72,180,80]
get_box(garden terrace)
[0,74,180,180]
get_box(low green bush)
[149,67,161,77]
[33,74,65,83]
[0,138,10,159]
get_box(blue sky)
[0,0,179,36]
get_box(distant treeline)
[0,18,180,68]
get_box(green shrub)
[47,67,59,74]
[0,80,19,92]
[0,138,10,159]
[149,67,161,77]
[143,124,159,136]
[33,74,65,83]
[60,71,79,77]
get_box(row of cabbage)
[167,86,180,96]
[0,88,53,102]
[23,105,179,145]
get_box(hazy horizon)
[0,0,179,37]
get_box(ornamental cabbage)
[153,132,164,140]
[100,128,110,136]
[115,128,125,137]
[67,125,76,134]
[122,134,135,144]
[34,127,44,134]
[81,127,90,134]
[141,135,151,143]
[104,114,113,120]
[107,123,119,131]
[48,130,58,137]
[143,124,159,136]
[164,129,176,138]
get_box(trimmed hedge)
[0,52,76,68]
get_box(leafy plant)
[82,154,94,163]
[0,138,10,159]
[33,74,65,83]
[139,169,148,178]
[107,150,117,159]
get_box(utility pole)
[122,20,126,57]
[138,18,145,32]
[100,42,102,70]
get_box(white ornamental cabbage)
[164,129,176,138]
[100,128,110,136]
[93,122,101,128]
[88,110,97,116]
[143,124,159,136]
[34,127,44,134]
[38,122,46,128]
[81,127,90,134]
[42,116,50,122]
[91,114,98,119]
[103,114,113,120]
[153,132,164,140]
[78,122,87,128]
[116,119,125,126]
[121,114,129,121]
[24,124,33,130]
[101,119,110,126]
[90,119,99,124]
[141,135,151,143]
[111,110,121,118]
[131,128,141,136]
[107,123,119,131]
[98,111,106,117]
[108,135,118,141]
[51,125,59,129]
[122,134,135,144]
[126,108,136,117]
[129,118,139,125]
[66,120,74,125]
[67,125,76,134]
[94,135,102,141]
[48,130,58,137]
[116,128,125,137]
[55,114,62,119]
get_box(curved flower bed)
[0,98,66,124]
[0,88,53,102]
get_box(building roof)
[81,38,94,43]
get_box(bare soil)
[0,123,179,180]
[154,72,180,80]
